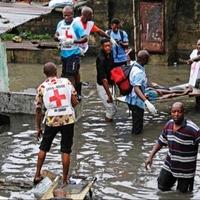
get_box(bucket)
[32,176,52,199]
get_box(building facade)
[4,0,200,65]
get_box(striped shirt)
[158,119,200,178]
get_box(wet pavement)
[0,57,200,199]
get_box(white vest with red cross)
[74,17,94,53]
[58,20,78,51]
[43,77,74,117]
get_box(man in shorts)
[54,5,87,99]
[145,102,200,193]
[33,62,78,185]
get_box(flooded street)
[1,57,200,199]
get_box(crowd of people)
[32,5,200,196]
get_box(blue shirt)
[125,61,147,109]
[107,30,128,64]
[56,19,86,58]
[158,119,200,178]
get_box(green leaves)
[0,31,51,41]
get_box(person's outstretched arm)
[35,107,43,141]
[71,93,79,107]
[134,86,157,114]
[145,143,162,170]
[187,55,200,65]
[97,28,111,39]
[102,79,113,103]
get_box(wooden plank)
[40,176,60,200]
[68,178,96,200]
[155,95,189,103]
[40,170,96,200]
[188,88,200,97]
[0,196,8,200]
[36,41,59,49]
[3,41,39,50]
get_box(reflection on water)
[1,58,200,199]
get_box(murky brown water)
[1,57,200,199]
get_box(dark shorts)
[158,168,194,193]
[39,123,74,154]
[61,55,80,77]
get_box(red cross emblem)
[49,89,66,107]
[65,30,73,39]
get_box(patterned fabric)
[125,61,147,109]
[35,77,77,127]
[158,119,200,178]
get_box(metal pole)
[133,0,137,59]
[0,39,9,92]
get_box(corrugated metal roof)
[0,2,52,34]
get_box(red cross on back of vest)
[65,29,73,39]
[49,89,66,107]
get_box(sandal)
[33,176,44,185]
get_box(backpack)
[110,64,133,95]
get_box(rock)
[12,36,22,43]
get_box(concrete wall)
[106,0,200,65]
[14,10,62,35]
[7,0,200,65]
[176,0,200,60]
[0,91,83,116]
[165,0,179,65]
[0,92,35,114]
[107,0,133,46]
[7,48,60,64]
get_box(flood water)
[1,57,200,199]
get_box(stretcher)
[115,83,200,104]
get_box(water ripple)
[0,83,200,199]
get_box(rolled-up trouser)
[96,83,117,119]
[158,168,194,193]
[128,104,144,134]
